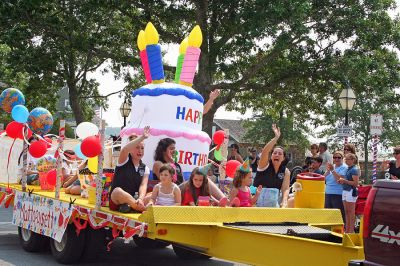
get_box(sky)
[91,2,399,142]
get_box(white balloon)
[76,122,99,139]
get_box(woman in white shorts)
[338,153,360,233]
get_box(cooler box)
[294,172,325,209]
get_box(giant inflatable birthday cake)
[120,22,211,179]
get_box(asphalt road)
[0,207,246,266]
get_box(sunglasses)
[333,156,342,159]
[344,148,350,151]
[394,152,400,155]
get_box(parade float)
[0,23,365,266]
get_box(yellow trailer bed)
[0,183,364,265]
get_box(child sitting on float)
[181,164,228,206]
[229,159,262,207]
[147,164,181,207]
[109,126,150,213]
[63,150,86,195]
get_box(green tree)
[1,0,399,142]
[115,0,400,137]
[243,111,309,149]
[318,48,400,182]
[0,44,30,124]
[0,1,142,124]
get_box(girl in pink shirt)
[229,159,262,207]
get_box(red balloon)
[44,137,52,148]
[29,140,47,158]
[46,169,57,186]
[213,130,225,145]
[226,160,241,178]
[6,121,24,139]
[6,122,33,139]
[81,135,102,158]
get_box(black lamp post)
[119,98,131,128]
[339,82,356,142]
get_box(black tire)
[133,236,170,249]
[50,223,86,264]
[81,227,106,262]
[172,244,211,260]
[290,166,303,185]
[18,227,49,252]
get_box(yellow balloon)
[88,156,98,174]
[137,30,146,51]
[144,22,159,45]
[179,37,189,55]
[188,25,202,48]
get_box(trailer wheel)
[50,224,86,264]
[172,244,211,260]
[133,236,170,249]
[18,227,49,252]
[81,227,106,262]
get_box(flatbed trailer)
[0,183,364,266]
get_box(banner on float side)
[12,191,72,242]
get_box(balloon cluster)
[73,122,102,173]
[0,88,54,159]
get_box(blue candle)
[146,44,165,82]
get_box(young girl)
[230,160,262,207]
[182,167,210,206]
[181,165,227,206]
[147,164,181,207]
[338,153,360,233]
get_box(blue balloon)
[74,143,87,160]
[11,105,29,123]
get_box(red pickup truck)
[350,180,400,266]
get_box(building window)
[64,99,70,108]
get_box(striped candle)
[137,30,152,83]
[139,50,152,83]
[174,37,188,83]
[174,54,185,83]
[146,44,164,82]
[144,22,164,83]
[179,47,200,85]
[179,25,202,86]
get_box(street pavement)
[0,207,246,266]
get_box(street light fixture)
[119,98,131,128]
[339,83,356,126]
[338,82,356,144]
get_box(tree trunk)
[203,107,217,137]
[68,81,85,125]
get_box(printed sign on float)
[12,191,72,242]
[337,126,352,137]
[370,114,383,136]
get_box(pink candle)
[140,50,152,83]
[179,47,201,85]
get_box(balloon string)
[207,158,221,169]
[6,138,16,189]
[208,146,217,154]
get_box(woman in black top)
[110,126,150,212]
[382,146,400,180]
[253,124,290,207]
